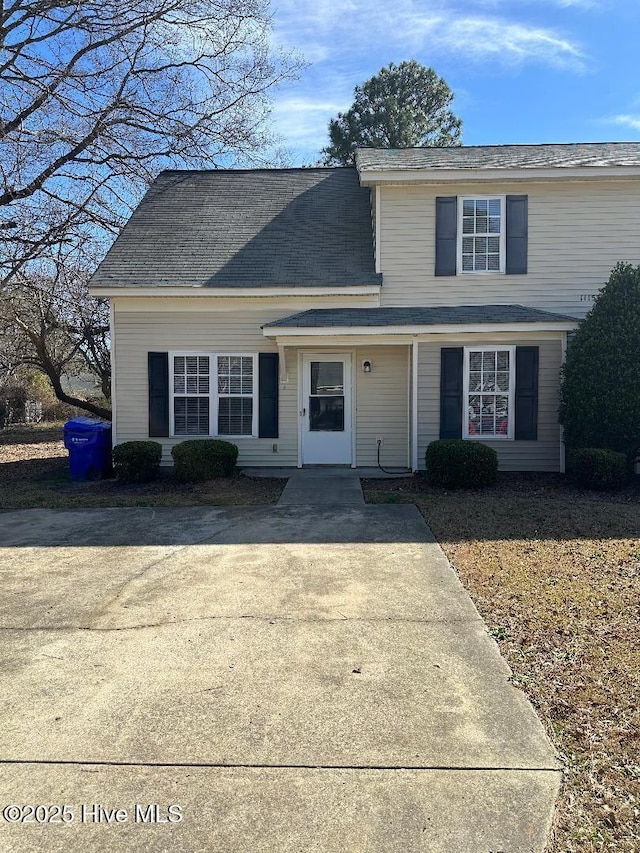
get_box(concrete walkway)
[0,503,560,852]
[277,468,365,506]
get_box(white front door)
[301,353,352,465]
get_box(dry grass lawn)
[364,476,640,853]
[0,424,285,508]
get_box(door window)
[309,361,345,431]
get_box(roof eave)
[263,320,578,337]
[357,166,640,185]
[89,283,382,298]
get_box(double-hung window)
[216,355,255,436]
[459,197,504,273]
[170,353,257,437]
[463,346,515,439]
[173,355,210,435]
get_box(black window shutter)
[440,347,463,439]
[514,346,538,440]
[148,352,169,437]
[435,196,457,276]
[258,352,279,438]
[505,195,528,275]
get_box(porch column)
[411,338,419,472]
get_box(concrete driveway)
[0,504,560,852]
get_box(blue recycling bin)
[63,417,112,481]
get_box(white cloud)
[272,0,586,71]
[608,114,640,131]
[552,0,599,7]
[271,96,350,148]
[473,0,600,8]
[403,15,586,69]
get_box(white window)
[170,352,257,438]
[458,197,505,274]
[463,347,514,440]
[217,355,254,436]
[173,355,210,435]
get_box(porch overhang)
[264,322,576,341]
[262,304,578,342]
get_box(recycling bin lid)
[64,416,112,431]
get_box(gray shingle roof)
[90,168,381,289]
[264,305,578,329]
[356,142,640,172]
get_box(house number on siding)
[579,294,595,302]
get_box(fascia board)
[263,321,578,337]
[89,285,382,298]
[262,320,579,338]
[358,166,640,185]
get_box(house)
[88,142,640,472]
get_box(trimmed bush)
[171,439,238,482]
[425,439,498,488]
[568,448,627,490]
[113,441,162,483]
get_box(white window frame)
[170,352,212,438]
[169,351,258,439]
[457,196,506,275]
[463,345,515,441]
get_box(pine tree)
[321,61,462,166]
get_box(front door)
[301,353,352,465]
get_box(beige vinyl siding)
[354,345,409,468]
[378,180,640,317]
[417,334,563,472]
[114,307,299,466]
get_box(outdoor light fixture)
[362,359,372,373]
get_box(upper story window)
[436,194,526,277]
[459,197,505,273]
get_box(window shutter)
[258,352,279,438]
[435,196,457,276]
[515,346,538,440]
[148,352,169,437]
[505,195,528,275]
[440,347,463,438]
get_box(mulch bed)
[0,424,285,508]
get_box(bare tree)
[1,0,302,285]
[0,248,112,418]
[0,1,300,417]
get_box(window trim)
[457,195,506,275]
[169,351,258,439]
[463,345,515,441]
[170,352,212,437]
[215,353,258,439]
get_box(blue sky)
[268,0,640,164]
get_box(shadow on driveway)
[0,504,434,547]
